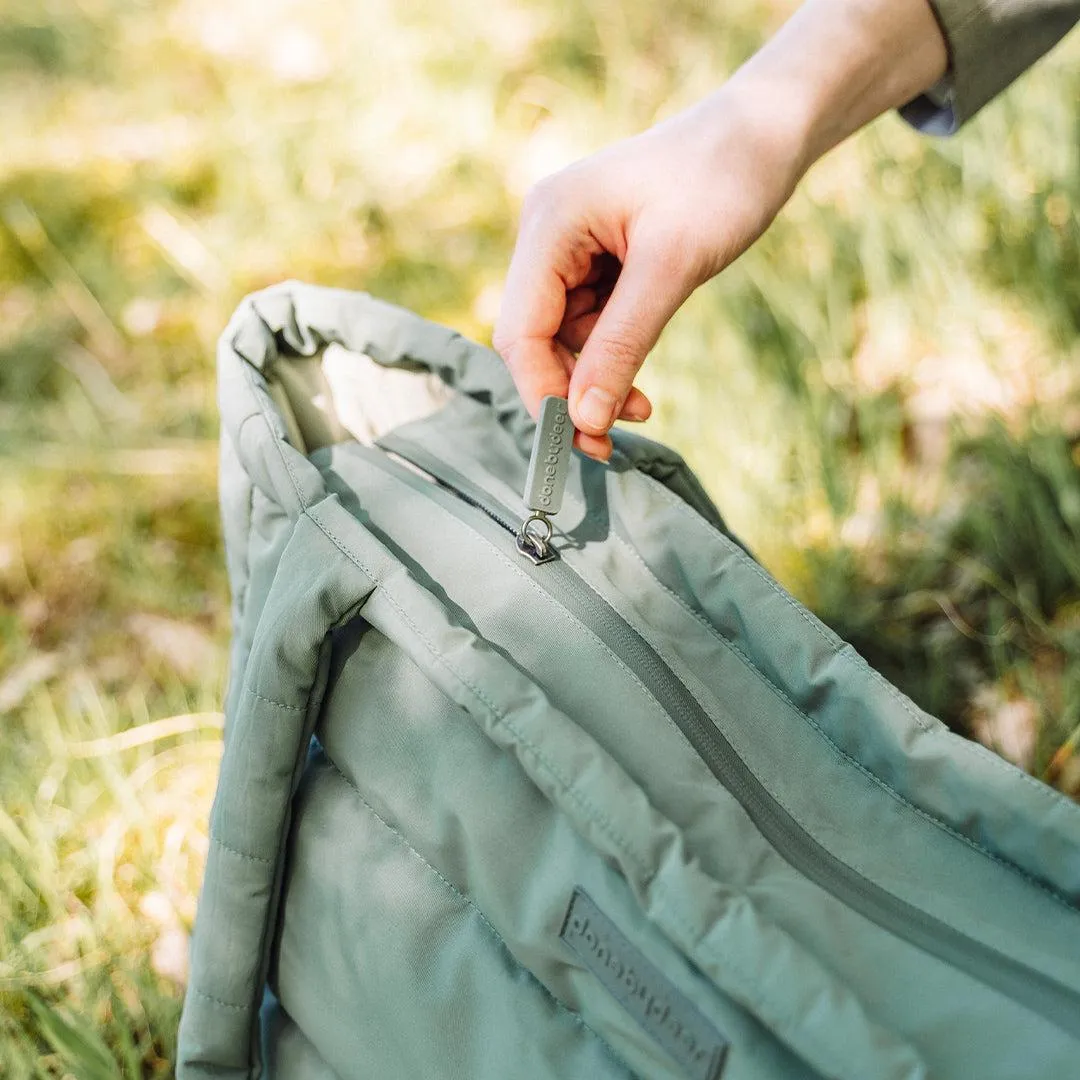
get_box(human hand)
[494,91,809,460]
[494,0,947,461]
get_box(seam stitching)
[317,750,636,1074]
[246,687,306,712]
[192,987,250,1011]
[209,834,274,866]
[625,476,937,728]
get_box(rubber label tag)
[560,889,729,1080]
[523,395,572,516]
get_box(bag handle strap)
[224,280,530,445]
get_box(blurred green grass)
[0,0,1077,1071]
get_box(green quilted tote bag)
[178,282,1080,1080]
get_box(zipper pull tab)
[518,395,572,563]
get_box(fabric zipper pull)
[517,395,572,563]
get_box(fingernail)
[577,387,618,432]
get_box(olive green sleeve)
[900,0,1078,133]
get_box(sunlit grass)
[1,0,1077,1070]
[0,674,222,1077]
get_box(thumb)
[567,246,692,436]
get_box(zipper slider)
[516,512,557,564]
[518,395,572,563]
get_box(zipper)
[419,467,558,566]
[374,435,1080,1039]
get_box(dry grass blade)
[1,200,126,363]
[66,713,224,759]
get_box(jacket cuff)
[899,0,1079,134]
[899,76,959,135]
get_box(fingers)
[564,286,597,322]
[621,386,652,421]
[493,259,571,416]
[494,192,599,418]
[558,312,653,429]
[557,309,599,354]
[574,429,613,461]
[568,246,691,436]
[494,176,669,458]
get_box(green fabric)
[180,282,1080,1080]
[901,0,1077,132]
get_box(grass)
[0,0,1077,1070]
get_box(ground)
[1,0,1077,1071]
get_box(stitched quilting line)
[246,687,306,712]
[308,506,885,1074]
[209,833,273,866]
[192,986,250,1011]
[220,423,255,628]
[567,472,929,733]
[315,749,637,1077]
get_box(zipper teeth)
[386,451,524,535]
[569,587,1080,1024]
[370,437,1080,1038]
[436,479,520,534]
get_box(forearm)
[725,0,948,172]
